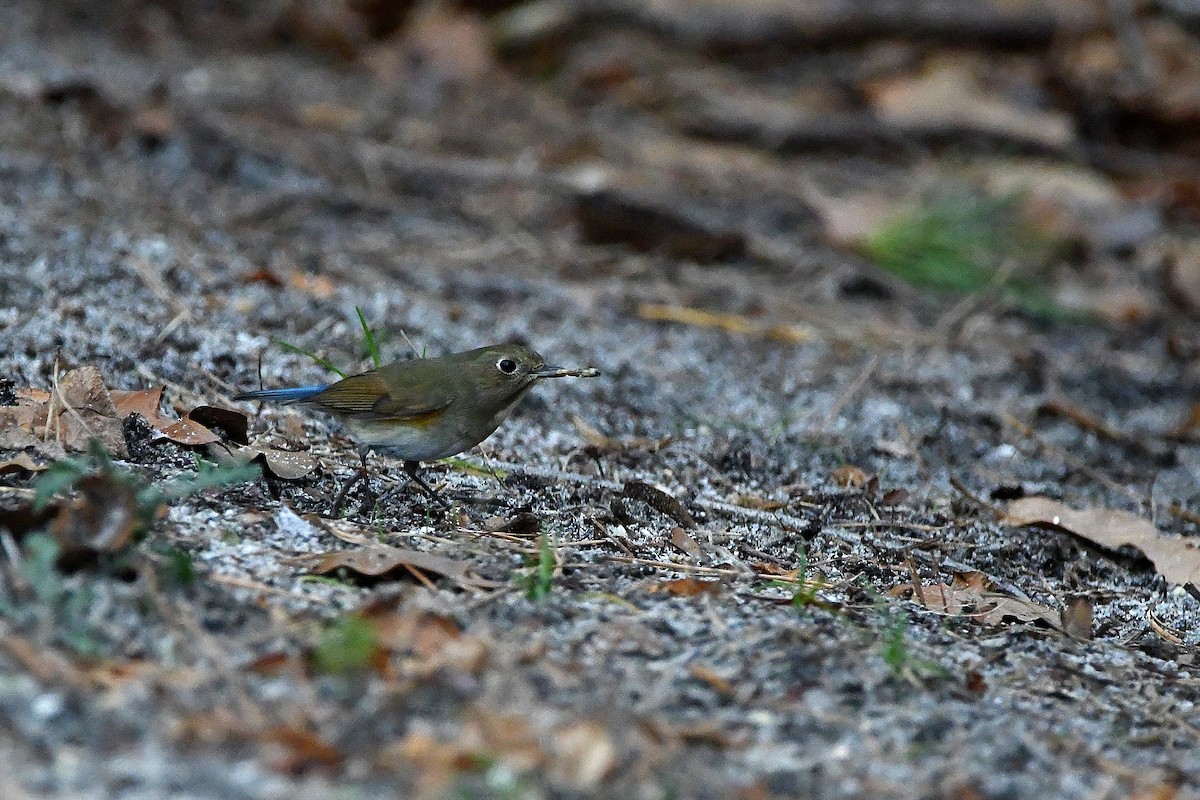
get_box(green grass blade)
[356,306,381,369]
[271,338,347,379]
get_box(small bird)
[235,344,598,511]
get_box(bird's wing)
[311,371,453,421]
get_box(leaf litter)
[4,3,1200,799]
[1004,496,1200,588]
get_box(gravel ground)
[1,2,1200,798]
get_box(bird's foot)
[332,470,376,518]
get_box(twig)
[49,357,96,443]
[603,555,745,577]
[815,354,879,434]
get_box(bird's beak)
[532,365,600,379]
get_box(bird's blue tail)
[233,384,328,404]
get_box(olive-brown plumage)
[235,344,597,507]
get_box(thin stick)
[816,354,880,434]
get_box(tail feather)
[234,384,329,404]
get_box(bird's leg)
[404,460,451,509]
[332,449,376,517]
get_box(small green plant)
[313,615,379,675]
[877,604,949,682]
[161,545,197,586]
[522,533,555,601]
[880,607,910,675]
[789,543,822,609]
[10,532,101,656]
[275,305,408,378]
[355,305,381,369]
[440,456,508,480]
[863,192,1067,318]
[270,338,347,378]
[34,440,259,534]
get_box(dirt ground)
[2,1,1200,798]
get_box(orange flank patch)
[380,408,449,427]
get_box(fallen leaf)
[623,480,696,528]
[298,545,500,589]
[830,465,869,488]
[1053,282,1155,325]
[187,406,249,445]
[650,577,722,597]
[111,386,171,428]
[548,722,617,791]
[896,571,1059,629]
[669,526,702,560]
[47,473,149,569]
[728,493,787,511]
[975,595,1061,627]
[0,453,46,474]
[288,272,336,300]
[159,412,222,446]
[483,512,541,536]
[263,725,343,774]
[867,57,1074,149]
[1061,595,1094,640]
[1167,240,1200,312]
[1004,496,1200,587]
[298,102,363,131]
[570,414,671,454]
[208,441,317,481]
[59,365,117,417]
[1172,402,1200,440]
[803,189,896,248]
[689,664,734,696]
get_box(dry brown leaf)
[1054,283,1155,325]
[867,58,1074,149]
[262,725,343,773]
[299,102,363,131]
[650,577,722,597]
[287,272,336,299]
[39,366,128,457]
[111,386,172,429]
[59,365,117,417]
[1061,595,1094,640]
[803,189,896,248]
[186,406,249,445]
[45,473,149,568]
[207,441,317,481]
[898,571,1059,629]
[548,722,617,791]
[570,414,671,454]
[1173,402,1200,440]
[0,368,238,458]
[752,562,799,580]
[975,596,1060,628]
[383,709,545,794]
[0,452,45,474]
[299,545,500,589]
[623,480,696,528]
[729,493,787,511]
[1004,496,1200,587]
[688,664,734,696]
[669,526,703,560]
[1167,240,1200,311]
[830,465,869,488]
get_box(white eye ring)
[497,358,518,374]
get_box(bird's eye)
[497,358,518,374]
